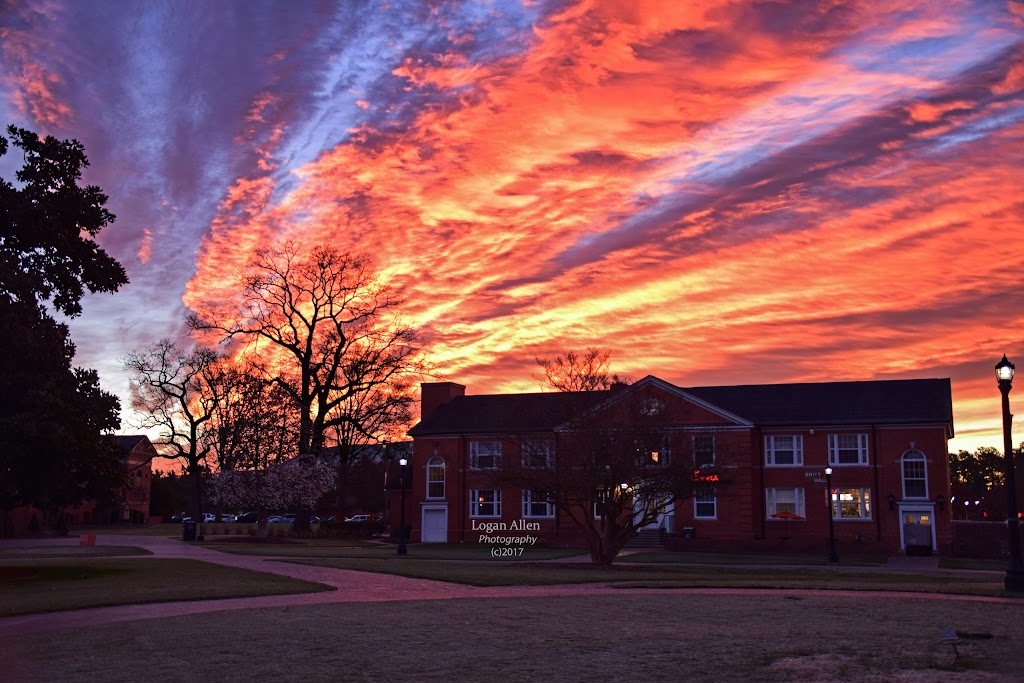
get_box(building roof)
[409,390,610,436]
[408,377,953,436]
[685,378,953,427]
[114,435,151,451]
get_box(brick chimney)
[420,381,466,420]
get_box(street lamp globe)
[399,456,408,467]
[996,354,1015,383]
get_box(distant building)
[1,434,155,536]
[391,376,954,555]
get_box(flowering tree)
[213,454,335,535]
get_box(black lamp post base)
[397,543,407,556]
[1005,568,1024,592]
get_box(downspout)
[460,433,466,543]
[871,425,881,542]
[756,428,765,540]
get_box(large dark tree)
[0,126,128,522]
[123,340,223,524]
[190,243,423,531]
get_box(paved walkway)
[0,535,1016,637]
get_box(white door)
[899,506,936,552]
[634,497,673,531]
[421,507,447,543]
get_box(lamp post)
[825,466,839,563]
[995,355,1024,591]
[398,455,409,556]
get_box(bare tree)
[189,243,423,530]
[496,350,727,564]
[535,348,628,392]
[123,340,222,524]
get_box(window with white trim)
[470,489,501,517]
[522,490,554,518]
[426,457,445,499]
[901,450,927,499]
[765,435,803,466]
[522,440,553,469]
[832,488,871,519]
[693,434,715,468]
[766,488,806,518]
[828,433,869,465]
[694,491,716,519]
[470,441,501,470]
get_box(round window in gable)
[639,398,665,416]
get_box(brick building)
[392,376,954,555]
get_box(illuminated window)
[522,441,554,469]
[766,488,806,518]
[765,435,803,466]
[902,450,927,499]
[470,441,501,470]
[694,491,716,519]
[426,457,445,499]
[522,490,554,518]
[693,435,715,468]
[832,488,871,519]
[470,489,501,517]
[828,433,869,465]
[636,436,670,467]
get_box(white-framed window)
[470,440,501,470]
[522,490,554,518]
[694,491,716,519]
[766,488,806,518]
[828,433,869,465]
[636,436,670,467]
[426,457,445,499]
[522,440,554,469]
[832,488,871,519]
[470,489,501,517]
[593,488,610,520]
[765,435,803,466]
[901,450,928,499]
[693,434,715,468]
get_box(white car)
[219,514,237,523]
[345,514,371,523]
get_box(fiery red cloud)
[1,1,1021,453]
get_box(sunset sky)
[1,0,1022,454]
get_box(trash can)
[183,520,197,541]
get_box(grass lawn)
[0,545,152,559]
[939,557,1008,571]
[0,558,333,616]
[281,556,1011,596]
[8,593,1024,682]
[620,550,888,565]
[203,540,582,560]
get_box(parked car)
[345,514,371,523]
[170,512,188,523]
[319,515,336,523]
[279,513,296,524]
[266,515,285,523]
[236,512,259,523]
[218,514,237,523]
